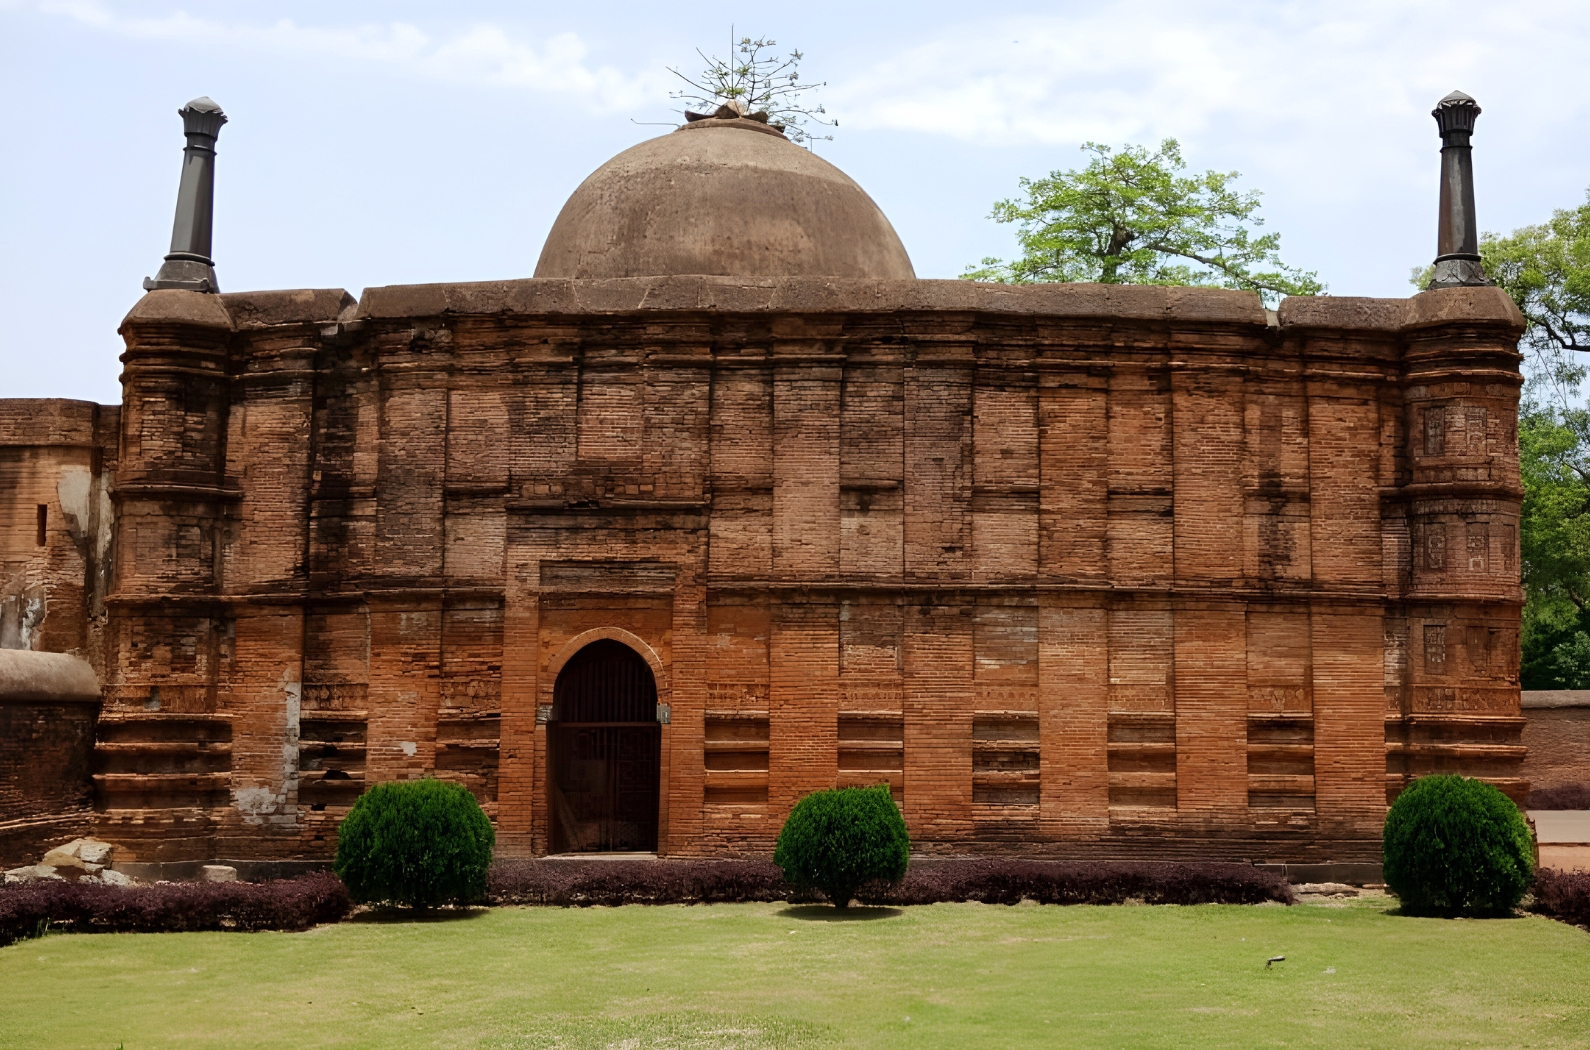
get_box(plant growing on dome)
[669,31,836,145]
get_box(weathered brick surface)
[1,279,1529,865]
[0,400,118,863]
[1521,705,1590,790]
[0,701,97,820]
[0,400,118,666]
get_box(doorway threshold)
[543,852,659,861]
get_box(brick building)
[1521,692,1590,798]
[1,105,1531,869]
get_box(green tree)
[1487,191,1590,348]
[773,785,909,909]
[1518,405,1590,687]
[334,779,495,909]
[1486,191,1590,408]
[964,139,1323,305]
[1382,775,1534,918]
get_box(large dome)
[534,117,915,280]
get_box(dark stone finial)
[143,97,228,294]
[1428,90,1488,289]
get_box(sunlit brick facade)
[1,114,1529,867]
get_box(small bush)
[0,872,350,947]
[1530,868,1590,931]
[1383,775,1534,917]
[335,779,495,908]
[773,786,909,908]
[1527,783,1590,810]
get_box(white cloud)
[32,0,667,111]
[19,0,1587,197]
[829,1,1588,153]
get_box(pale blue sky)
[2,0,1586,403]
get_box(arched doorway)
[548,639,661,853]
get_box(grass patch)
[2,896,1587,1049]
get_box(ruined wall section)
[0,405,115,863]
[683,283,1517,861]
[0,399,118,664]
[1277,299,1401,849]
[215,290,352,858]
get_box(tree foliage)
[1382,775,1533,918]
[1519,405,1590,686]
[1489,191,1590,351]
[773,785,909,909]
[334,779,495,909]
[964,139,1322,305]
[669,32,834,144]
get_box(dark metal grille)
[550,724,660,853]
[552,640,657,723]
[549,640,661,853]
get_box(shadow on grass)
[348,905,492,924]
[1380,906,1530,920]
[777,905,902,922]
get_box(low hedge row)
[1530,868,1590,931]
[488,859,796,906]
[1,860,1291,942]
[9,862,1590,945]
[0,872,350,947]
[864,860,1295,906]
[486,858,1295,907]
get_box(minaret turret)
[143,97,227,293]
[1428,90,1489,289]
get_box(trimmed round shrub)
[773,785,909,909]
[1382,774,1534,918]
[334,779,495,908]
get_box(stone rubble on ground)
[4,864,64,884]
[1295,882,1360,897]
[2,837,136,885]
[42,837,112,872]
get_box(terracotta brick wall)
[0,399,118,667]
[0,700,97,820]
[3,278,1526,866]
[1521,701,1590,791]
[0,401,117,864]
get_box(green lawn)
[2,896,1587,1050]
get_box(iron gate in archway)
[548,639,660,853]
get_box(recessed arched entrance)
[548,639,661,853]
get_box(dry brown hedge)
[486,858,1295,908]
[1530,868,1590,930]
[0,872,350,947]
